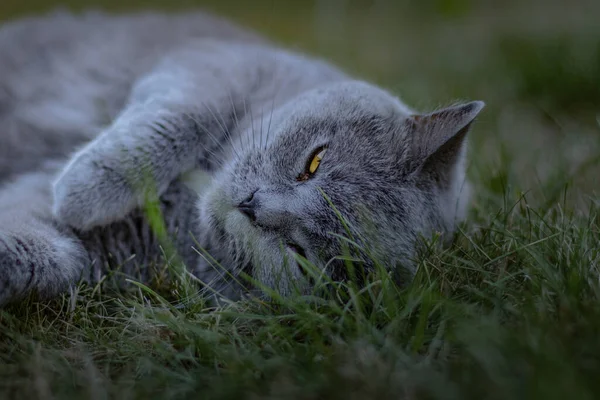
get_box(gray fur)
[0,9,484,304]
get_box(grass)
[1,0,600,398]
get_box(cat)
[0,9,484,305]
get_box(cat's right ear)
[404,101,485,185]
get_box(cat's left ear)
[406,101,484,184]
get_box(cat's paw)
[52,147,140,231]
[53,102,201,230]
[0,230,88,305]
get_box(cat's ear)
[406,101,484,186]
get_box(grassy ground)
[1,0,600,398]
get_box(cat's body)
[0,10,483,304]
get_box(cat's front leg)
[52,103,219,231]
[0,168,90,305]
[0,228,89,305]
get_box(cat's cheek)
[223,211,253,237]
[181,168,213,196]
[196,184,233,226]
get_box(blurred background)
[1,0,598,211]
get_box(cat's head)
[196,81,484,298]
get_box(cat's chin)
[227,213,307,273]
[194,208,307,298]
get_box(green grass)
[1,0,600,398]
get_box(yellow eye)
[297,147,327,182]
[309,148,327,174]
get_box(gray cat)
[0,9,483,305]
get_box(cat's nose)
[237,191,258,222]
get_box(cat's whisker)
[183,111,232,165]
[238,96,248,154]
[200,101,230,139]
[211,98,241,151]
[259,103,264,152]
[248,98,257,152]
[225,87,244,158]
[183,112,226,151]
[195,103,237,159]
[264,87,279,151]
[251,105,257,152]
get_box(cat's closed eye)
[297,146,327,182]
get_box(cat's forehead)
[263,81,409,146]
[288,80,413,118]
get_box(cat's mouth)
[286,243,307,276]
